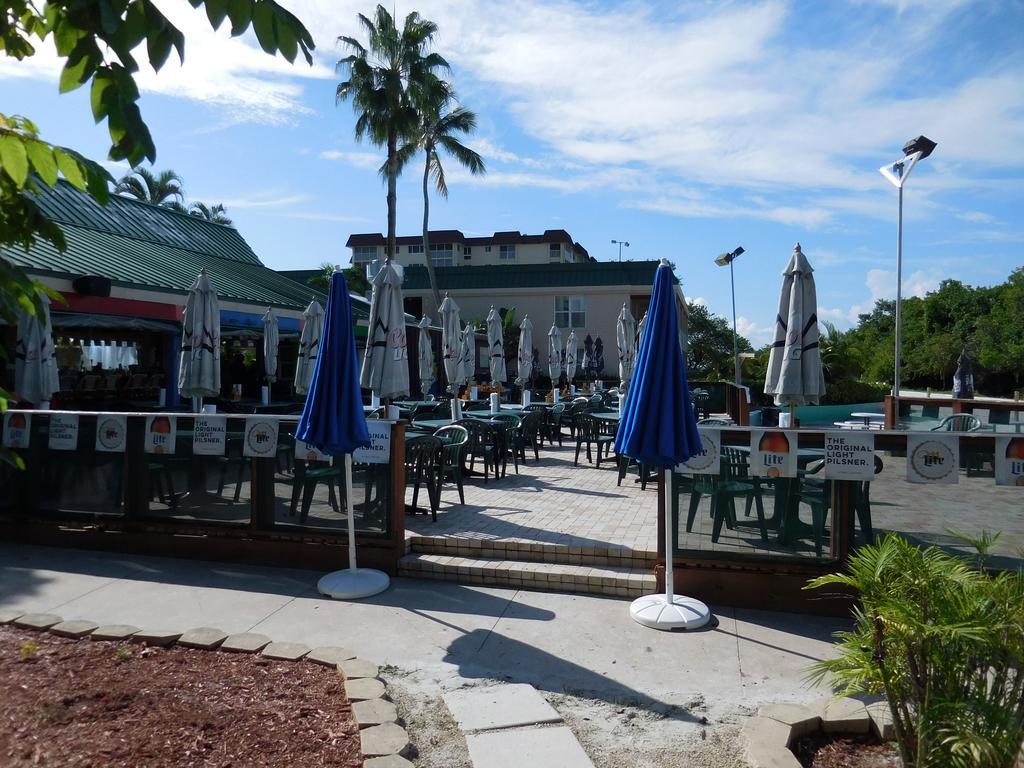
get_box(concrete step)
[407,535,657,570]
[398,552,655,599]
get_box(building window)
[352,246,376,264]
[499,244,516,261]
[463,246,472,256]
[564,245,573,262]
[430,243,454,267]
[549,243,561,262]
[407,244,424,254]
[554,296,586,328]
[484,245,491,253]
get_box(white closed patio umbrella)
[516,315,534,387]
[417,316,435,396]
[439,293,462,393]
[459,322,476,385]
[564,328,578,383]
[360,260,410,400]
[617,303,637,390]
[548,323,562,384]
[263,307,279,385]
[15,293,59,406]
[764,243,826,413]
[178,269,221,412]
[486,306,507,386]
[294,299,323,396]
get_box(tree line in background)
[711,268,1024,403]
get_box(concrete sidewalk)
[0,543,847,765]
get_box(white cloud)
[955,210,996,224]
[737,315,776,347]
[320,150,383,170]
[218,193,311,209]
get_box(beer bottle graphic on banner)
[1007,438,1024,486]
[151,415,172,454]
[758,430,790,478]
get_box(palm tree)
[395,96,485,308]
[335,5,448,265]
[114,167,184,207]
[189,202,232,226]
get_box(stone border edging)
[2,610,412,767]
[741,697,894,768]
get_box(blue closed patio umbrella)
[297,267,389,599]
[615,259,709,630]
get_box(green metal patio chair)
[454,418,500,483]
[930,414,982,432]
[490,414,522,476]
[433,425,469,516]
[405,435,442,518]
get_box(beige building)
[345,229,591,269]
[401,261,686,379]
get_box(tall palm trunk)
[386,129,398,261]
[421,146,442,310]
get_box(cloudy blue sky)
[3,0,1022,344]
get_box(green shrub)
[822,379,889,405]
[807,534,1024,767]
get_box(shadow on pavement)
[444,628,704,724]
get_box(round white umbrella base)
[318,568,390,600]
[630,594,711,631]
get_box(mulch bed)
[0,625,361,767]
[791,730,900,768]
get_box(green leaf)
[226,0,253,35]
[275,18,297,62]
[251,1,277,55]
[91,74,112,122]
[147,28,174,71]
[59,51,92,93]
[204,0,229,29]
[0,135,29,186]
[54,149,85,189]
[24,140,58,185]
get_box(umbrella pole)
[664,467,674,604]
[316,452,390,600]
[345,453,358,573]
[628,465,711,631]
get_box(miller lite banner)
[676,427,720,474]
[750,429,797,478]
[995,436,1024,487]
[192,416,227,456]
[243,417,279,458]
[906,433,958,484]
[48,413,79,451]
[144,415,176,454]
[2,412,31,449]
[94,414,127,453]
[295,440,331,463]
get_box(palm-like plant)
[189,202,232,226]
[395,96,485,308]
[336,5,448,266]
[114,167,184,207]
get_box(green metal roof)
[3,183,323,312]
[33,180,261,264]
[401,261,670,291]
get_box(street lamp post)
[879,135,936,409]
[714,246,745,386]
[611,239,630,262]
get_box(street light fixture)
[714,246,745,386]
[611,239,630,262]
[879,135,936,406]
